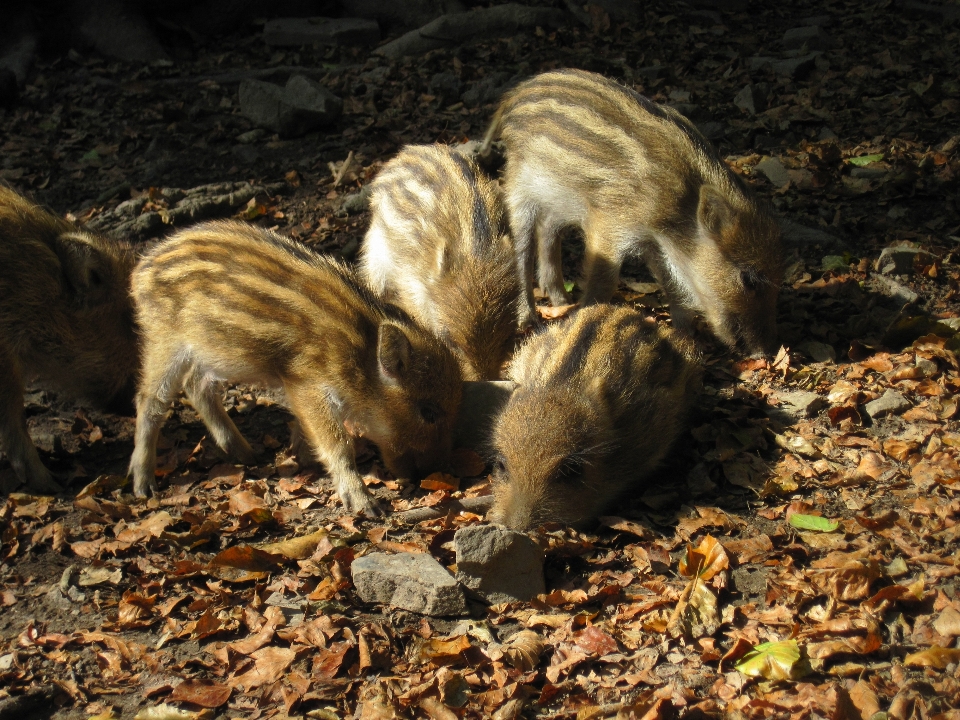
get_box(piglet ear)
[55,232,106,298]
[696,184,734,238]
[378,323,412,380]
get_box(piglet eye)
[419,403,440,424]
[493,456,506,474]
[741,270,761,292]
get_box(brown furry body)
[129,221,462,515]
[0,185,138,493]
[489,304,701,530]
[481,68,783,356]
[359,145,520,380]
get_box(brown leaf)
[904,646,960,669]
[412,635,471,665]
[502,630,544,671]
[574,626,618,657]
[230,647,296,690]
[420,473,460,491]
[208,545,284,572]
[679,535,729,581]
[258,529,329,560]
[171,680,232,708]
[599,516,656,539]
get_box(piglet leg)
[284,381,383,517]
[0,344,62,494]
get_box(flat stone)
[374,4,567,59]
[850,165,887,179]
[733,84,768,115]
[453,381,516,451]
[774,52,821,78]
[778,391,827,418]
[872,275,918,305]
[756,157,790,188]
[635,64,669,81]
[454,524,544,604]
[875,245,934,275]
[752,53,821,78]
[782,26,833,50]
[461,71,511,107]
[864,390,911,420]
[797,341,836,363]
[780,220,844,249]
[695,121,725,141]
[341,185,372,215]
[352,552,468,616]
[239,75,342,138]
[263,17,380,47]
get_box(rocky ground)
[1,0,960,718]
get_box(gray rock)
[864,390,911,420]
[239,75,342,138]
[454,524,544,604]
[454,381,515,451]
[850,165,887,179]
[780,220,843,249]
[374,4,568,59]
[916,356,938,377]
[341,185,372,214]
[875,245,934,275]
[799,14,833,26]
[756,157,790,188]
[771,52,821,78]
[461,72,511,107]
[778,391,827,418]
[635,65,669,82]
[352,552,468,616]
[733,84,768,115]
[429,71,462,105]
[782,26,833,50]
[264,591,306,625]
[797,340,836,363]
[695,121,725,141]
[872,275,919,305]
[750,52,821,78]
[236,128,265,144]
[263,17,380,47]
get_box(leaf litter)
[2,0,960,718]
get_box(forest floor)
[1,0,960,718]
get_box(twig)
[393,495,493,525]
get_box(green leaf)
[848,154,884,166]
[789,513,839,532]
[736,639,808,681]
[82,149,100,161]
[821,255,849,272]
[564,280,576,293]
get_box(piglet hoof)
[230,441,257,466]
[340,485,385,518]
[24,469,63,496]
[132,475,158,498]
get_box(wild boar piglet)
[481,68,783,357]
[360,144,520,380]
[129,221,462,516]
[0,185,138,494]
[489,304,701,530]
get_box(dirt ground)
[1,0,959,718]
